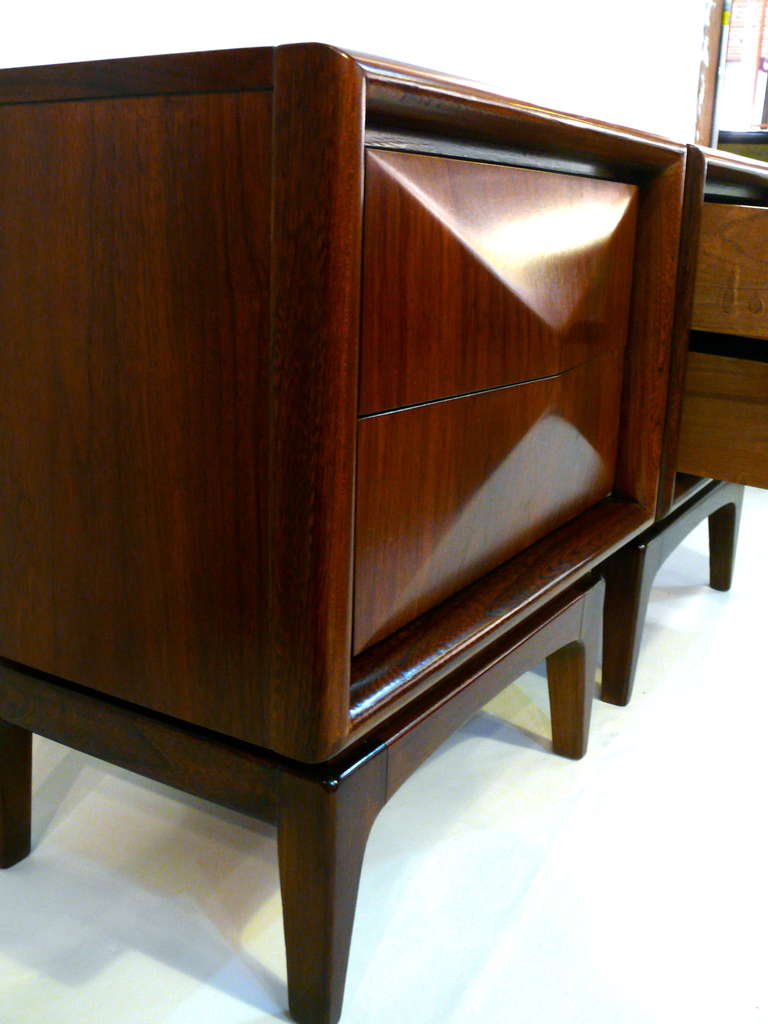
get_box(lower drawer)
[353,350,624,654]
[677,350,768,487]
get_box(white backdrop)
[2,0,707,141]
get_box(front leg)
[0,720,32,869]
[278,746,388,1024]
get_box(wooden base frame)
[0,578,602,1024]
[601,480,743,707]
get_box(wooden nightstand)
[0,43,708,1023]
[602,145,768,706]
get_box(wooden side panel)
[360,150,638,413]
[677,351,768,487]
[0,92,272,744]
[692,203,768,339]
[353,351,623,653]
[0,47,274,104]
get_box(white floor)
[1,488,767,1024]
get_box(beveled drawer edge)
[357,344,631,420]
[346,497,649,740]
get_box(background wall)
[2,0,708,141]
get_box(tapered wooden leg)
[601,542,660,707]
[546,579,602,760]
[278,748,388,1024]
[0,720,32,869]
[708,487,743,591]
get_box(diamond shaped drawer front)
[353,349,623,653]
[359,150,638,415]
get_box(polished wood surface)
[700,145,768,203]
[383,578,603,794]
[350,498,649,731]
[268,44,365,760]
[359,48,686,518]
[1,572,604,1024]
[360,150,637,413]
[657,145,768,517]
[279,749,388,1024]
[601,481,743,706]
[677,351,768,488]
[0,720,31,869]
[0,658,281,822]
[0,43,688,765]
[656,145,707,517]
[354,351,623,652]
[0,46,273,102]
[358,51,687,178]
[612,161,686,513]
[0,91,273,745]
[692,202,768,338]
[545,583,601,761]
[671,472,712,510]
[0,42,743,1024]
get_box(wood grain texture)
[349,497,649,732]
[0,720,32,869]
[677,351,768,487]
[613,160,685,513]
[0,92,273,744]
[0,658,280,822]
[0,47,273,104]
[354,351,623,653]
[358,60,686,518]
[360,150,637,413]
[692,202,768,339]
[268,44,365,760]
[656,144,706,518]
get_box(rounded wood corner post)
[269,45,366,762]
[614,148,687,517]
[656,144,707,519]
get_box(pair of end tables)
[0,45,764,1023]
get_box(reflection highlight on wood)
[353,352,623,653]
[360,149,638,413]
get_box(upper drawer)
[359,150,638,414]
[692,202,768,338]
